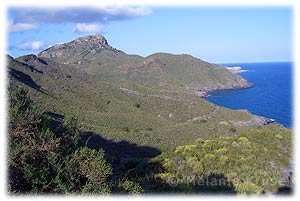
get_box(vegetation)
[7,34,293,195]
[8,87,292,195]
[8,87,142,194]
[37,34,251,93]
[7,53,259,150]
[157,129,292,194]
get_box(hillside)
[7,53,272,150]
[7,34,292,194]
[37,34,252,96]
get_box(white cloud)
[9,6,152,32]
[99,6,152,18]
[8,21,38,32]
[10,6,152,24]
[73,23,103,34]
[15,41,45,51]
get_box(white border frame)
[1,0,299,200]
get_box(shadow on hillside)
[277,186,293,195]
[43,112,286,194]
[79,131,165,192]
[78,132,237,194]
[79,131,161,161]
[20,62,44,74]
[9,68,44,93]
[44,112,65,130]
[149,173,237,194]
[192,173,236,194]
[45,111,65,120]
[37,58,48,66]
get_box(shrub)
[63,115,78,130]
[158,130,289,194]
[219,155,229,164]
[229,127,236,133]
[123,127,130,132]
[237,136,251,146]
[59,147,112,194]
[8,88,60,193]
[196,138,205,145]
[235,181,262,195]
[8,87,113,194]
[215,148,228,155]
[116,179,143,195]
[204,153,216,161]
[193,162,204,174]
[146,127,154,131]
[9,87,42,125]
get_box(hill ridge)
[37,34,252,95]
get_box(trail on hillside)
[186,106,220,123]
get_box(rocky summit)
[38,34,124,64]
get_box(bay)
[206,62,292,128]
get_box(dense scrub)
[157,129,292,194]
[8,87,292,195]
[8,87,143,194]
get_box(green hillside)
[37,34,252,95]
[7,54,272,150]
[7,34,292,195]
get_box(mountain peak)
[38,34,124,64]
[74,34,108,46]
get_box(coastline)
[205,87,290,128]
[204,90,276,127]
[206,62,292,128]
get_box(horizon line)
[214,60,293,64]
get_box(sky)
[7,6,293,63]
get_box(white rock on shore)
[225,66,248,73]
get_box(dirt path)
[186,106,220,123]
[119,87,176,100]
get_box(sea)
[206,62,292,128]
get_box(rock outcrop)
[38,34,124,64]
[229,112,274,127]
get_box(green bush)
[59,147,112,194]
[116,179,143,195]
[235,181,262,195]
[8,87,113,194]
[157,130,291,194]
[9,87,42,125]
[229,127,236,133]
[123,127,130,132]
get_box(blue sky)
[7,6,293,63]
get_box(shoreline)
[204,89,290,128]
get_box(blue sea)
[206,62,292,128]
